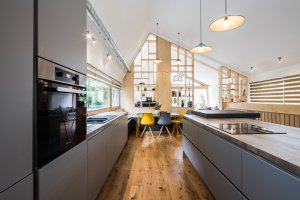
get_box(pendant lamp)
[175,32,181,65]
[154,22,162,64]
[210,0,245,32]
[191,0,212,54]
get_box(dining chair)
[140,113,155,137]
[172,110,186,137]
[157,112,172,137]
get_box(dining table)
[128,112,179,137]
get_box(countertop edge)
[183,115,300,179]
[86,112,128,139]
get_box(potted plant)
[153,103,162,115]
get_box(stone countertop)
[184,114,300,178]
[86,112,127,139]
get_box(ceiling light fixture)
[191,0,212,54]
[154,22,162,64]
[107,53,112,60]
[250,66,254,72]
[209,0,245,32]
[176,32,181,65]
[92,37,96,44]
[278,57,282,64]
[86,31,92,39]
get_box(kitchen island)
[183,114,300,200]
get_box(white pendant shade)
[175,58,181,65]
[210,15,245,32]
[191,42,212,54]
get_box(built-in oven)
[36,57,87,168]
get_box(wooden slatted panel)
[295,116,300,127]
[250,74,300,104]
[227,108,300,128]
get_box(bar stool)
[157,112,172,137]
[140,113,155,137]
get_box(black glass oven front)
[36,58,87,168]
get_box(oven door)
[37,79,87,168]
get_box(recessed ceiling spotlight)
[250,66,254,72]
[278,57,282,64]
[107,53,112,60]
[86,31,92,39]
[92,37,96,44]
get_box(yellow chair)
[140,113,155,137]
[172,110,186,137]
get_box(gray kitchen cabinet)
[38,0,87,74]
[38,141,87,200]
[242,150,300,200]
[183,137,243,200]
[198,126,242,189]
[87,115,128,200]
[0,174,33,200]
[0,0,33,192]
[182,119,198,145]
[87,125,113,200]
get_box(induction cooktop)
[210,123,286,135]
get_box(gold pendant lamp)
[210,0,245,32]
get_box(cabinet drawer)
[242,150,300,200]
[198,126,241,189]
[38,141,87,200]
[183,136,243,200]
[183,119,198,145]
[0,174,33,200]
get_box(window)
[250,74,300,104]
[112,87,120,107]
[170,44,194,107]
[87,78,110,110]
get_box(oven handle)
[56,87,86,94]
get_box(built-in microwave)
[36,57,87,168]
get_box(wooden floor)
[97,132,214,200]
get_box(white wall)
[87,17,127,82]
[248,63,300,82]
[194,55,220,108]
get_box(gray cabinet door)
[198,126,242,189]
[0,0,33,192]
[183,136,243,200]
[38,141,87,200]
[38,0,87,74]
[87,125,113,200]
[242,150,300,200]
[0,174,33,200]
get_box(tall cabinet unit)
[0,0,33,199]
[37,0,88,199]
[38,0,87,74]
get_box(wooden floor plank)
[97,133,214,200]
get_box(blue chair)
[157,112,172,137]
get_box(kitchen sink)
[87,115,118,124]
[87,117,108,123]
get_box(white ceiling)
[90,0,300,76]
[89,0,149,65]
